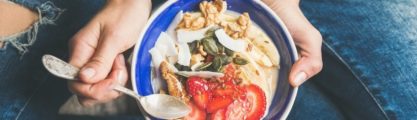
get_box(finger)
[68,55,128,105]
[289,26,323,87]
[271,4,323,87]
[68,22,100,68]
[113,54,129,85]
[77,29,127,83]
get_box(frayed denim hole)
[0,42,9,52]
[0,1,64,56]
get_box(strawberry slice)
[213,87,235,97]
[187,76,210,109]
[193,92,210,110]
[208,81,220,90]
[225,99,248,120]
[244,84,266,120]
[187,76,209,95]
[207,96,234,113]
[184,102,206,120]
[209,109,226,120]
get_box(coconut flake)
[155,32,178,56]
[176,71,224,78]
[149,47,164,69]
[166,62,179,73]
[167,11,184,42]
[177,26,214,43]
[177,43,191,66]
[215,29,247,52]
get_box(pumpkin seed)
[233,57,249,65]
[212,57,223,72]
[224,47,234,56]
[202,37,219,55]
[216,42,225,54]
[218,54,232,65]
[205,28,216,37]
[175,63,192,71]
[188,41,199,53]
[196,62,212,71]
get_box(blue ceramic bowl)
[131,0,298,119]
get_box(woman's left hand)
[67,0,151,106]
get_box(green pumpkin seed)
[218,54,232,65]
[196,62,212,71]
[212,57,223,72]
[174,63,192,71]
[224,47,234,56]
[216,42,225,54]
[188,40,200,53]
[205,28,216,37]
[233,57,249,65]
[202,37,219,55]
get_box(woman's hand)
[263,0,323,87]
[68,0,151,106]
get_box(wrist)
[262,0,300,8]
[107,0,151,8]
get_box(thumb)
[288,21,323,87]
[268,3,323,87]
[289,54,322,87]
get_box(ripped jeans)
[1,0,417,120]
[0,0,110,119]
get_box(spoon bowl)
[140,94,191,119]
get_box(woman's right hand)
[263,0,323,87]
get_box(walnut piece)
[160,62,189,102]
[177,0,251,39]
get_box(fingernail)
[293,72,307,86]
[81,67,95,79]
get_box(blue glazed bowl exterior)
[131,0,298,119]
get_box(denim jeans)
[0,0,106,119]
[289,0,417,119]
[0,0,416,120]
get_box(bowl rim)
[130,0,299,119]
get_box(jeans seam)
[323,41,390,120]
[14,74,48,120]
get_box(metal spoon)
[42,54,190,119]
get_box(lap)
[297,0,417,119]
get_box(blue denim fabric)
[0,0,106,119]
[1,0,417,120]
[288,0,417,119]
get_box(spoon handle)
[42,54,143,100]
[113,85,142,100]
